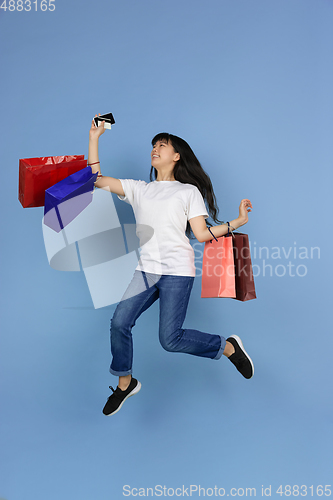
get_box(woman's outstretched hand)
[238,199,253,226]
[89,114,106,141]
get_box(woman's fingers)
[91,115,103,130]
[89,114,107,135]
[242,199,252,209]
[240,199,252,214]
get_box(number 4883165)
[0,0,55,11]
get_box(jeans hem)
[213,336,226,360]
[109,367,132,376]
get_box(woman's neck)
[156,169,176,181]
[156,176,176,181]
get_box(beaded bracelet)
[88,161,100,166]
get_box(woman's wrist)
[89,134,100,143]
[234,216,247,228]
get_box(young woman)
[88,115,254,416]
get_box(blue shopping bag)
[44,166,98,232]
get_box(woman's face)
[151,139,180,168]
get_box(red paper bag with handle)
[201,234,236,298]
[232,232,256,301]
[18,155,87,208]
[201,232,256,301]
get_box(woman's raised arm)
[189,199,253,242]
[88,114,125,196]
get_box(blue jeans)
[110,271,226,376]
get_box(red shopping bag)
[232,232,256,301]
[201,233,256,301]
[201,234,236,298]
[18,155,87,208]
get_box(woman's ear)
[174,152,180,162]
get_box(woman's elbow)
[194,232,206,243]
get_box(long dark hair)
[150,133,223,237]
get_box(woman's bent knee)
[159,330,182,353]
[110,309,132,335]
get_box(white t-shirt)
[118,179,208,276]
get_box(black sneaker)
[226,335,254,379]
[102,377,141,416]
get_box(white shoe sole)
[229,335,254,378]
[106,381,142,416]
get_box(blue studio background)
[1,1,332,499]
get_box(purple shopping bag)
[43,166,98,232]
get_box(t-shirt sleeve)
[187,186,209,220]
[117,179,146,205]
